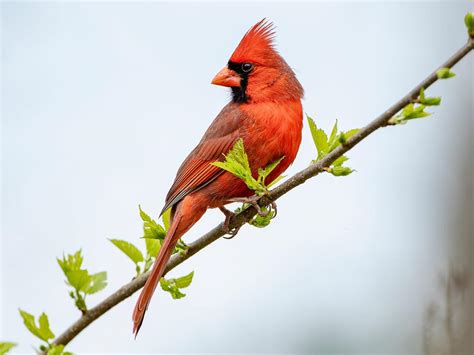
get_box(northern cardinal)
[133,19,304,335]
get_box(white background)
[2,1,473,354]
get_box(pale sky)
[2,1,473,354]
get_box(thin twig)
[52,38,473,348]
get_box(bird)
[132,18,304,336]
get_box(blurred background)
[2,1,473,354]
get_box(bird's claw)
[222,225,242,239]
[270,201,278,219]
[219,206,242,239]
[228,195,278,218]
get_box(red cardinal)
[133,19,304,335]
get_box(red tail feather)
[132,212,182,336]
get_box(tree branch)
[52,37,473,348]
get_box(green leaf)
[332,155,349,167]
[57,250,83,275]
[138,207,167,241]
[0,342,17,355]
[307,115,359,163]
[109,239,144,264]
[139,205,152,222]
[390,103,431,124]
[257,156,284,184]
[330,166,354,176]
[139,206,167,240]
[307,115,329,159]
[174,271,194,288]
[419,88,441,106]
[19,310,55,342]
[212,139,260,191]
[212,139,284,198]
[328,119,338,146]
[86,271,107,294]
[249,207,275,228]
[145,238,161,259]
[162,208,171,231]
[66,270,92,292]
[465,12,474,36]
[343,128,359,140]
[406,104,431,119]
[436,67,456,79]
[38,313,55,340]
[160,277,186,299]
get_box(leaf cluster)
[436,67,456,79]
[160,271,194,299]
[212,139,284,228]
[18,311,71,355]
[110,206,194,299]
[307,115,358,176]
[57,250,107,313]
[212,139,284,196]
[389,87,443,125]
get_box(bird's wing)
[160,104,245,215]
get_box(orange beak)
[211,67,241,87]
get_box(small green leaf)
[390,103,431,124]
[249,207,275,228]
[465,12,474,36]
[407,105,431,119]
[109,239,144,264]
[160,271,194,299]
[139,205,152,222]
[332,155,349,167]
[307,115,359,162]
[175,271,194,288]
[162,208,171,231]
[330,166,354,176]
[328,119,338,146]
[66,270,92,293]
[212,139,260,192]
[0,342,17,355]
[38,313,55,340]
[419,88,441,106]
[57,250,83,274]
[257,156,284,185]
[160,277,185,299]
[343,128,359,140]
[86,271,107,294]
[19,310,55,342]
[139,206,167,241]
[436,67,456,79]
[307,115,329,159]
[422,97,441,106]
[160,277,186,300]
[145,238,161,259]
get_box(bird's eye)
[241,63,253,73]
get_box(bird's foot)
[228,195,277,219]
[219,206,242,239]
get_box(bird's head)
[211,19,303,104]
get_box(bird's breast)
[239,100,303,180]
[201,100,303,208]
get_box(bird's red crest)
[230,19,277,65]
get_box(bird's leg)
[219,206,242,239]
